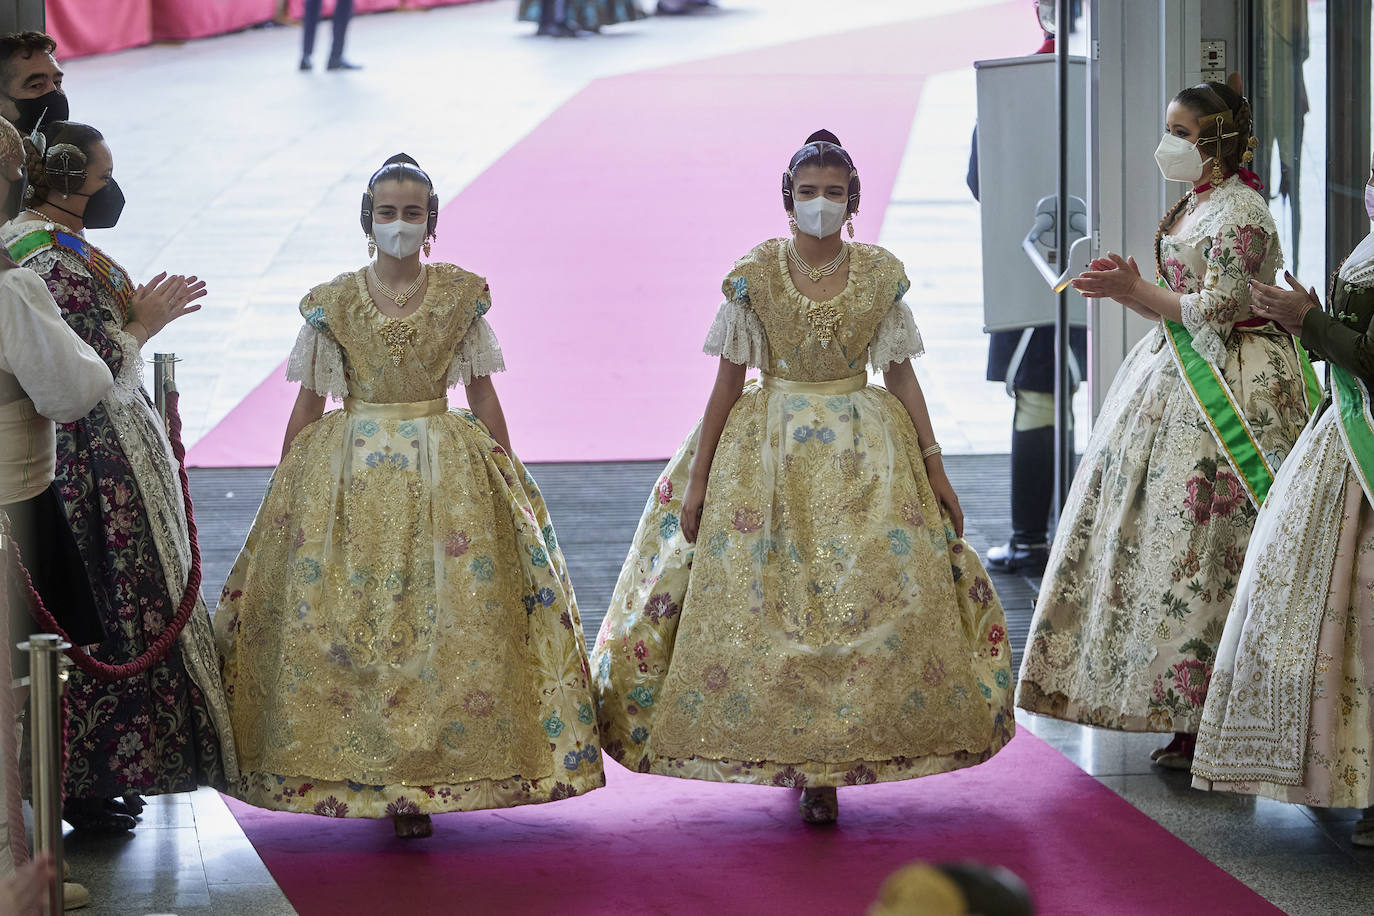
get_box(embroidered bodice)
[288,263,503,403]
[703,239,920,382]
[1157,175,1283,365]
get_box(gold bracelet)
[921,443,942,459]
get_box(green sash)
[1161,318,1275,506]
[1332,364,1374,506]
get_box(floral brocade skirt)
[1193,408,1374,809]
[592,374,1015,788]
[1017,326,1310,733]
[215,402,604,817]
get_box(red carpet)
[187,3,1029,467]
[225,732,1280,915]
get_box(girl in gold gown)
[592,131,1015,825]
[215,155,603,838]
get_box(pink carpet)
[224,732,1281,915]
[187,3,1030,467]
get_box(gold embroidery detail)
[380,321,417,366]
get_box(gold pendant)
[809,268,822,282]
[380,322,417,366]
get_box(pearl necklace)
[788,240,848,282]
[369,263,424,307]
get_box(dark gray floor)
[189,454,1038,672]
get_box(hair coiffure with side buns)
[361,152,439,241]
[23,120,102,205]
[782,129,862,216]
[1171,80,1254,176]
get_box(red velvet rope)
[4,390,202,681]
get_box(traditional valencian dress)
[517,0,643,29]
[1017,175,1320,733]
[1,217,235,799]
[592,240,1015,787]
[1192,235,1374,811]
[216,263,603,818]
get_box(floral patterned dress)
[1017,175,1312,733]
[1193,253,1374,808]
[1,217,234,799]
[215,264,603,818]
[592,240,1015,787]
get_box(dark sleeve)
[966,124,980,202]
[41,259,125,378]
[1300,307,1374,386]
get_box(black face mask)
[9,89,67,135]
[1,168,28,222]
[80,178,124,229]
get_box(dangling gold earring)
[422,237,432,258]
[788,216,798,236]
[846,216,855,239]
[367,236,376,258]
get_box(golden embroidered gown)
[592,240,1015,787]
[215,264,604,817]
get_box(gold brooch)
[806,301,842,348]
[380,322,417,366]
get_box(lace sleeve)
[869,299,925,371]
[447,316,507,387]
[703,299,768,368]
[285,324,347,398]
[1178,194,1278,367]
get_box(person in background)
[520,0,644,37]
[0,32,66,136]
[968,1,1087,576]
[300,0,359,71]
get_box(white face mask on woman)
[1154,133,1207,184]
[373,219,427,258]
[1365,184,1374,222]
[792,196,848,239]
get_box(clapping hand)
[128,273,207,343]
[1072,253,1157,319]
[1248,271,1320,336]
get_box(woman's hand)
[128,272,206,343]
[0,854,55,915]
[1249,271,1320,336]
[681,474,706,544]
[1072,253,1152,315]
[925,456,964,539]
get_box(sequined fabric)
[1017,179,1311,733]
[592,242,1015,787]
[215,264,603,817]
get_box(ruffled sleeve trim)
[446,316,506,387]
[869,298,925,371]
[702,299,769,368]
[1179,291,1227,366]
[285,323,348,398]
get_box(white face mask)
[1154,132,1207,184]
[791,196,848,239]
[1365,184,1374,222]
[372,219,427,259]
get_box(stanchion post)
[152,353,178,430]
[21,633,68,915]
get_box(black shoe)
[107,794,145,817]
[299,57,312,71]
[986,540,1050,575]
[326,58,362,71]
[63,798,135,833]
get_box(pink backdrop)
[46,0,153,60]
[152,0,278,41]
